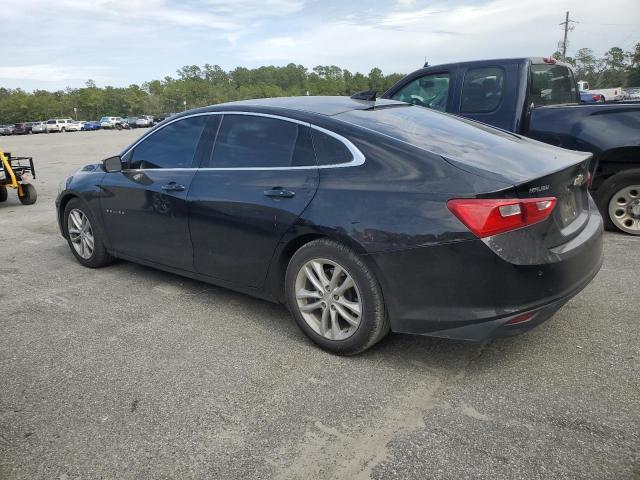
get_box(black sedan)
[56,96,603,355]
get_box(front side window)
[528,65,578,107]
[391,73,450,112]
[210,115,315,168]
[128,115,208,169]
[461,67,505,113]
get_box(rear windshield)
[336,105,516,152]
[528,64,578,106]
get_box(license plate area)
[558,191,579,226]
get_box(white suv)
[135,115,154,127]
[99,116,123,129]
[46,118,73,132]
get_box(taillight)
[592,95,601,101]
[447,197,557,238]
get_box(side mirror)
[103,155,122,173]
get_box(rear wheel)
[63,198,114,267]
[596,170,640,235]
[285,239,389,355]
[0,186,7,202]
[18,184,37,205]
[61,127,66,132]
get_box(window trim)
[120,111,365,171]
[459,66,506,114]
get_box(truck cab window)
[461,67,505,113]
[391,73,450,112]
[528,65,578,107]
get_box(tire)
[595,169,640,235]
[0,186,7,202]
[285,239,389,355]
[18,184,37,205]
[61,127,66,132]
[63,198,114,267]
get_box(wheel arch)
[265,228,374,303]
[593,146,640,191]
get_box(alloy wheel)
[608,185,640,234]
[67,208,95,259]
[294,258,362,341]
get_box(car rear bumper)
[369,201,604,341]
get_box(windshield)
[528,64,578,107]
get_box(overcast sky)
[1,0,639,91]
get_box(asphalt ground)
[0,129,638,479]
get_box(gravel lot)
[1,130,638,479]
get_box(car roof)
[203,96,407,117]
[406,57,573,74]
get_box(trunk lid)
[513,156,592,247]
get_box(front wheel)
[285,239,389,355]
[63,198,114,267]
[0,186,7,202]
[596,170,640,235]
[18,184,37,205]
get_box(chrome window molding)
[120,111,365,171]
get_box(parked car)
[154,113,177,124]
[31,121,47,134]
[0,125,15,135]
[46,118,73,132]
[580,91,604,103]
[56,97,603,354]
[383,57,640,235]
[123,117,138,129]
[99,116,124,129]
[81,120,101,131]
[135,115,154,127]
[66,121,84,132]
[12,122,32,134]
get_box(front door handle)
[161,182,185,192]
[264,188,295,198]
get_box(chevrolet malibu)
[56,96,603,355]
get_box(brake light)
[447,197,557,238]
[543,57,557,64]
[592,95,601,101]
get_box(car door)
[189,112,319,287]
[99,114,211,270]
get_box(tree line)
[0,65,404,124]
[1,42,639,124]
[555,43,640,89]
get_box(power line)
[573,20,640,27]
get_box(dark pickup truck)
[382,57,640,235]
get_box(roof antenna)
[350,90,377,102]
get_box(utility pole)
[559,11,575,61]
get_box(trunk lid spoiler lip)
[440,150,593,189]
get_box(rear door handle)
[264,188,295,198]
[161,182,185,192]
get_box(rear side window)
[210,115,315,168]
[461,67,504,113]
[529,64,578,106]
[311,129,353,165]
[129,115,208,169]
